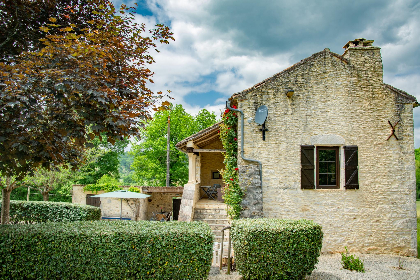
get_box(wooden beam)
[193,149,225,153]
[142,187,184,193]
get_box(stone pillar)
[178,183,200,222]
[72,185,87,204]
[179,140,201,221]
[188,153,197,184]
[138,199,148,221]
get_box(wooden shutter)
[301,145,315,189]
[344,146,359,189]
[86,194,101,207]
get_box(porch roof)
[175,122,221,152]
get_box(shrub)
[231,219,323,280]
[341,247,365,272]
[0,200,101,224]
[83,182,122,193]
[0,220,213,279]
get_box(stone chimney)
[342,38,383,84]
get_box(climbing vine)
[219,103,243,219]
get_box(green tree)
[24,165,71,201]
[119,152,136,185]
[131,104,218,186]
[76,135,128,185]
[0,0,174,224]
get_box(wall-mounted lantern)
[286,89,294,98]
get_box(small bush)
[231,219,323,280]
[83,183,122,193]
[0,220,213,279]
[0,200,101,224]
[341,247,365,272]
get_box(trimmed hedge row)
[0,200,101,224]
[231,219,323,280]
[0,220,213,279]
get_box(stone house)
[177,38,418,256]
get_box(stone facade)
[231,39,417,256]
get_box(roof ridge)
[175,121,221,148]
[384,84,417,103]
[231,49,349,99]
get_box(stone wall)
[234,46,417,256]
[72,185,182,221]
[144,190,182,220]
[72,185,146,220]
[200,139,224,196]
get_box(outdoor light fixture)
[286,89,294,98]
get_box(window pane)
[319,150,335,161]
[328,162,336,173]
[319,162,329,173]
[318,148,337,186]
[319,174,328,185]
[329,174,336,184]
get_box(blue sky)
[114,0,420,147]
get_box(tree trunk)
[27,186,30,201]
[42,192,49,201]
[1,188,12,224]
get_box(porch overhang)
[176,122,223,153]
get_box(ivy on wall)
[219,104,243,219]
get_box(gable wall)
[236,50,417,256]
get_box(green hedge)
[0,200,101,224]
[0,220,213,279]
[231,219,323,280]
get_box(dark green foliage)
[341,247,365,272]
[77,150,121,185]
[0,200,100,224]
[119,152,136,185]
[231,219,323,280]
[10,186,71,202]
[415,148,420,199]
[131,104,218,186]
[83,182,122,193]
[0,221,214,279]
[417,218,420,259]
[219,105,242,219]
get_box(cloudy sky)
[114,0,420,147]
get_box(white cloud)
[113,0,420,146]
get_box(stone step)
[194,218,230,224]
[194,203,227,210]
[194,208,228,215]
[208,224,230,231]
[214,234,230,241]
[193,203,231,249]
[193,212,228,220]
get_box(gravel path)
[208,254,420,280]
